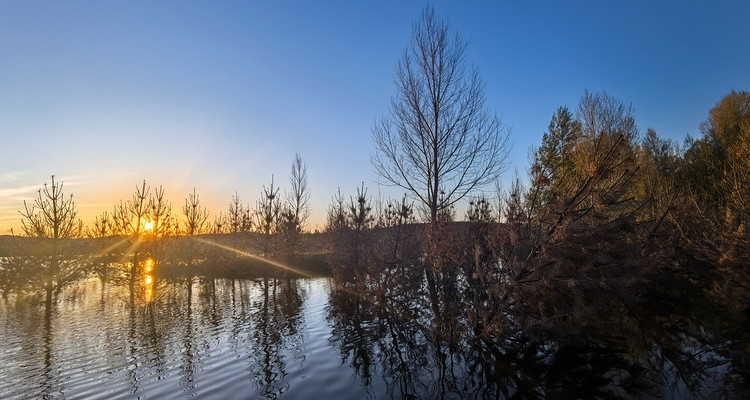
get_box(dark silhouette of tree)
[255,175,281,258]
[149,185,174,238]
[142,186,174,307]
[278,154,310,260]
[283,153,311,231]
[112,181,152,303]
[181,188,209,302]
[372,6,510,224]
[146,185,174,272]
[86,210,117,297]
[325,185,375,285]
[0,250,28,299]
[325,189,349,276]
[370,194,422,298]
[490,92,684,348]
[210,211,227,234]
[182,188,210,237]
[227,191,252,234]
[223,191,252,268]
[371,7,510,325]
[346,184,375,279]
[18,175,83,305]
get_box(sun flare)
[144,220,154,231]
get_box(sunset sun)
[143,220,154,231]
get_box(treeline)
[0,153,325,304]
[324,89,750,396]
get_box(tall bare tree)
[279,154,311,259]
[19,175,83,304]
[290,154,310,227]
[372,7,510,224]
[283,153,311,232]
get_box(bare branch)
[372,6,510,223]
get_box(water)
[0,278,350,399]
[0,277,745,399]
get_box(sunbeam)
[195,238,430,333]
[91,236,130,258]
[118,235,145,264]
[195,238,315,279]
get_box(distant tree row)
[0,153,312,306]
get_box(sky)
[1,0,748,234]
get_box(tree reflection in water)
[41,303,56,399]
[250,277,305,399]
[325,273,749,399]
[327,282,459,399]
[0,275,746,399]
[0,276,309,400]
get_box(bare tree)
[21,176,82,240]
[227,192,252,234]
[181,188,210,302]
[148,185,174,275]
[372,7,510,224]
[0,255,26,299]
[87,210,117,296]
[325,185,374,285]
[112,181,151,240]
[284,153,311,231]
[210,211,227,234]
[87,210,113,238]
[112,180,152,302]
[182,188,210,237]
[279,154,311,259]
[18,175,83,304]
[111,181,173,306]
[255,175,281,257]
[150,185,174,238]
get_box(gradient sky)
[1,1,748,233]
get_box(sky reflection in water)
[0,277,742,399]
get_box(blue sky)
[1,1,748,232]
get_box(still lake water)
[0,276,744,399]
[0,278,463,400]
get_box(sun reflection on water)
[143,258,154,303]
